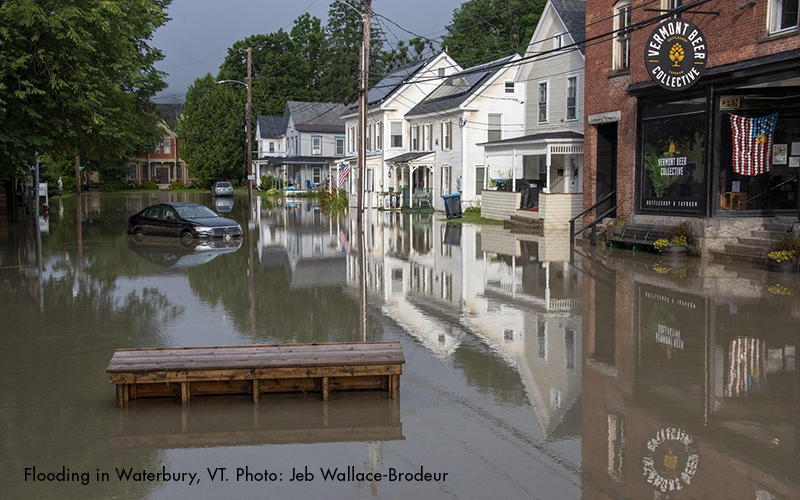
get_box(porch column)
[512,148,517,192]
[545,147,552,194]
[410,166,417,207]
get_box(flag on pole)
[339,229,350,252]
[730,113,778,176]
[338,162,350,187]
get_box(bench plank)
[108,342,405,407]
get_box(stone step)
[509,214,541,225]
[723,244,764,257]
[736,237,772,247]
[774,216,797,225]
[750,229,787,240]
[762,223,792,232]
[711,249,764,265]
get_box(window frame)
[487,113,503,142]
[566,75,578,121]
[390,121,403,148]
[613,0,632,71]
[768,0,800,34]
[335,137,345,156]
[424,123,432,150]
[504,81,515,94]
[441,165,452,196]
[442,120,452,150]
[538,79,549,123]
[311,136,322,155]
[553,32,565,51]
[475,165,485,195]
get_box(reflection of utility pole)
[248,201,256,342]
[75,151,81,196]
[246,47,253,202]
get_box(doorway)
[596,122,618,217]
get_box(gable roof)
[406,55,518,117]
[285,101,346,133]
[550,0,585,55]
[257,115,284,138]
[344,53,447,115]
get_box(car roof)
[159,202,204,207]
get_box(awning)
[386,151,435,164]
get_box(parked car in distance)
[213,181,234,197]
[127,202,243,244]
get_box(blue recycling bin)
[442,193,462,219]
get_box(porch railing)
[412,188,432,208]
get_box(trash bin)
[442,193,462,219]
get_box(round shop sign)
[642,427,699,493]
[645,19,708,91]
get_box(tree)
[320,0,387,102]
[0,0,170,181]
[177,74,245,183]
[441,0,546,68]
[382,36,437,72]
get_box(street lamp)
[217,47,253,201]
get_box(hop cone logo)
[670,43,685,67]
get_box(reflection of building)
[255,198,346,289]
[346,213,583,438]
[581,250,800,498]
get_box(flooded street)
[1,192,798,499]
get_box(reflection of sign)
[642,428,699,492]
[656,324,684,350]
[646,20,707,90]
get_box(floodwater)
[1,192,798,500]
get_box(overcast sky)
[152,0,464,102]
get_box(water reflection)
[1,192,799,499]
[128,235,242,268]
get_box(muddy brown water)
[0,192,798,499]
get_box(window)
[335,137,345,156]
[313,167,321,184]
[347,126,355,153]
[391,121,403,148]
[769,0,799,33]
[441,165,451,196]
[162,138,172,154]
[176,163,183,179]
[411,125,420,151]
[128,164,137,178]
[661,0,683,16]
[312,136,322,155]
[269,141,275,153]
[376,122,382,150]
[438,68,446,77]
[442,121,452,150]
[613,1,632,71]
[424,124,432,150]
[538,81,548,122]
[554,32,564,50]
[504,81,515,94]
[141,163,148,180]
[566,76,578,120]
[488,113,502,142]
[162,207,177,220]
[475,166,485,195]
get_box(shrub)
[260,175,275,190]
[122,180,140,190]
[142,181,158,190]
[320,190,348,213]
[169,181,186,190]
[266,188,280,196]
[773,232,800,254]
[463,206,481,216]
[99,180,124,192]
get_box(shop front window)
[639,99,706,215]
[718,94,800,213]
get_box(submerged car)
[127,202,243,244]
[213,181,234,197]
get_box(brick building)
[584,0,800,255]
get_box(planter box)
[660,245,689,258]
[767,259,799,274]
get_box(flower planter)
[660,245,689,261]
[767,259,799,274]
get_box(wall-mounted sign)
[720,96,740,109]
[645,19,708,91]
[642,427,699,492]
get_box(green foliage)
[320,190,348,213]
[644,144,681,197]
[463,206,481,215]
[0,0,169,181]
[266,188,280,196]
[99,180,124,192]
[260,175,275,190]
[142,181,158,190]
[441,0,546,68]
[177,74,245,184]
[169,181,186,190]
[773,233,800,254]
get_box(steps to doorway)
[711,218,794,264]
[503,215,543,235]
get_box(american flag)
[339,229,350,252]
[725,337,767,397]
[730,113,778,176]
[338,162,350,188]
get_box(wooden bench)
[608,224,668,249]
[107,342,405,408]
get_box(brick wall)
[584,0,800,217]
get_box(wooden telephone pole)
[357,0,372,342]
[246,47,253,202]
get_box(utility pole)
[357,0,373,342]
[246,47,254,202]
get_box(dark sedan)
[127,202,243,244]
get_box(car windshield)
[216,182,231,188]
[174,205,219,219]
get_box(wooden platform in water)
[107,342,405,408]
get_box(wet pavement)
[0,192,798,499]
